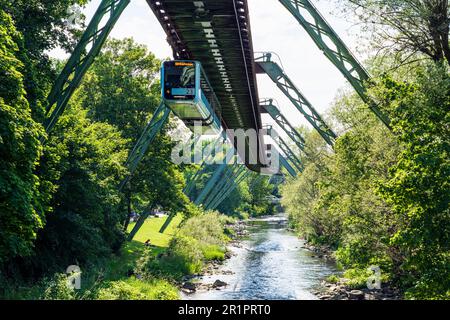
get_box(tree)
[0,10,44,263]
[28,100,129,274]
[1,0,88,120]
[340,0,450,65]
[376,64,450,298]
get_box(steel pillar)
[184,134,226,197]
[208,169,252,210]
[261,99,306,152]
[266,126,303,173]
[119,102,171,190]
[204,165,245,209]
[194,148,235,206]
[278,0,390,128]
[44,0,130,135]
[256,53,336,146]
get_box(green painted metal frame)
[44,0,131,135]
[184,134,226,197]
[260,99,306,152]
[278,0,390,128]
[266,126,303,172]
[256,53,337,146]
[203,165,245,209]
[119,102,171,190]
[160,135,228,234]
[193,148,236,206]
[208,169,252,210]
[201,164,236,208]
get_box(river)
[183,214,338,300]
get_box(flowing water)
[183,214,338,300]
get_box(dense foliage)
[0,2,190,291]
[281,0,450,300]
[282,62,449,299]
[0,11,44,263]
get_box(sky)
[51,0,367,129]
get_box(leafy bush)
[41,274,76,300]
[202,244,226,261]
[97,281,146,300]
[97,278,179,300]
[96,279,179,300]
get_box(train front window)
[164,62,196,100]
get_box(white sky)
[51,0,367,129]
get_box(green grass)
[2,217,184,300]
[202,244,226,261]
[128,215,182,248]
[97,278,179,300]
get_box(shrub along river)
[182,214,338,300]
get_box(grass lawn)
[127,214,183,247]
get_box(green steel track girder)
[159,212,176,234]
[120,102,171,190]
[201,164,236,208]
[278,151,297,178]
[255,54,337,146]
[194,163,227,206]
[260,99,306,152]
[184,134,226,197]
[194,148,235,206]
[208,169,251,210]
[159,151,236,233]
[269,174,285,186]
[278,0,390,128]
[127,210,150,241]
[267,126,304,173]
[278,136,303,173]
[161,135,227,234]
[44,0,130,135]
[202,165,236,207]
[204,165,245,209]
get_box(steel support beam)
[44,0,130,135]
[184,134,225,197]
[204,165,245,209]
[267,126,304,173]
[256,54,336,146]
[161,134,228,234]
[201,164,236,208]
[201,165,236,208]
[208,169,251,210]
[119,102,171,190]
[261,99,306,152]
[194,148,235,206]
[278,0,390,128]
[278,151,297,178]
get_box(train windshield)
[163,61,197,100]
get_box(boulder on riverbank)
[212,280,228,289]
[315,280,402,300]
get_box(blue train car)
[161,60,221,134]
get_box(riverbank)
[179,220,248,295]
[300,243,403,300]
